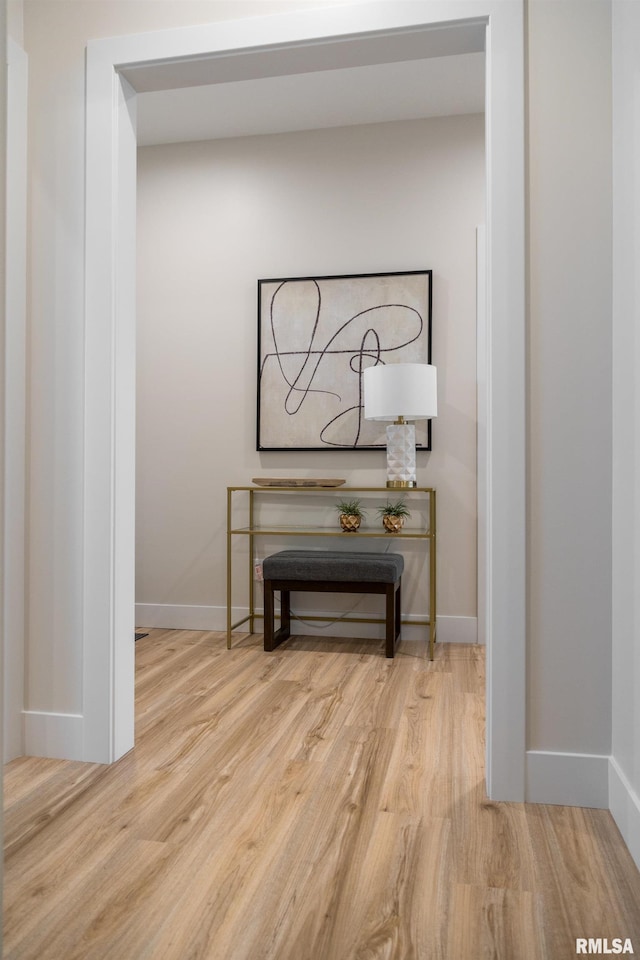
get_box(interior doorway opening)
[84,2,526,801]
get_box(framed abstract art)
[257,269,432,451]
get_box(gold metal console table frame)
[226,485,437,659]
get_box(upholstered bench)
[262,549,404,658]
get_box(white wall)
[525,0,612,806]
[136,115,484,635]
[610,0,640,870]
[1,0,8,897]
[8,0,23,44]
[4,38,28,760]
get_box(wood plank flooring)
[4,630,640,959]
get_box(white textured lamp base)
[386,422,417,487]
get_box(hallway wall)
[136,114,484,634]
[611,0,640,870]
[525,0,612,802]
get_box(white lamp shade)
[364,363,437,421]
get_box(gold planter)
[340,514,361,532]
[382,515,405,533]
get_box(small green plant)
[377,499,411,519]
[336,498,366,518]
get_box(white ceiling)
[136,51,485,146]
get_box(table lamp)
[363,362,437,488]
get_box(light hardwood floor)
[4,630,640,959]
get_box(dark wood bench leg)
[384,580,402,658]
[386,583,396,658]
[264,579,275,650]
[264,581,291,652]
[280,589,291,636]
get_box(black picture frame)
[257,269,433,452]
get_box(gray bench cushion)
[263,550,404,583]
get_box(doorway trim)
[84,0,526,800]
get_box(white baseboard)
[609,756,640,872]
[135,603,478,644]
[136,603,227,631]
[526,749,609,809]
[24,710,84,761]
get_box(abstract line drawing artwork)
[257,270,432,451]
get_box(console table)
[226,485,437,659]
